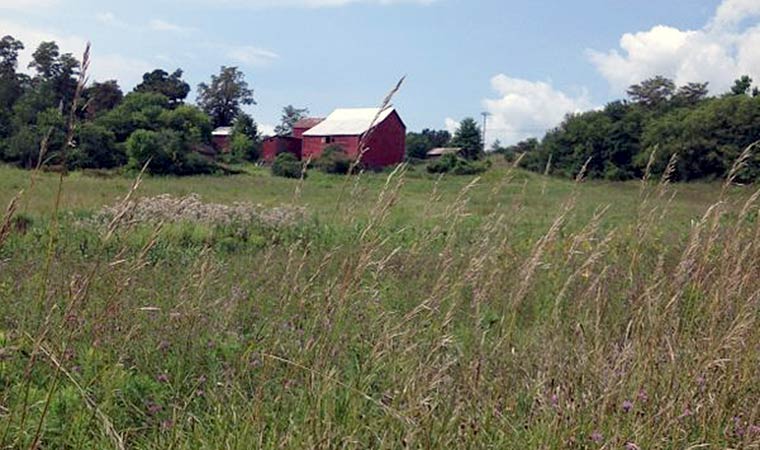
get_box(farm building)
[302,107,406,168]
[262,136,302,162]
[292,118,325,139]
[211,127,233,153]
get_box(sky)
[2,0,760,145]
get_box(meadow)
[0,157,758,449]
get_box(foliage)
[83,80,123,119]
[68,123,124,169]
[406,129,452,160]
[229,133,259,162]
[126,129,215,175]
[426,152,490,175]
[196,66,255,127]
[271,152,304,179]
[451,117,483,160]
[274,105,309,136]
[523,75,760,181]
[627,75,676,108]
[134,69,191,107]
[316,144,352,174]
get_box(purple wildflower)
[161,419,174,430]
[590,430,603,443]
[158,340,170,351]
[622,400,634,413]
[637,388,649,403]
[748,424,760,436]
[679,406,693,419]
[146,402,162,415]
[625,442,640,450]
[157,373,169,383]
[550,394,559,408]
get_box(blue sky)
[2,0,759,144]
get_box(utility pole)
[481,112,490,153]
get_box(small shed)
[262,136,303,162]
[427,147,462,159]
[211,127,233,153]
[292,118,325,139]
[302,107,406,168]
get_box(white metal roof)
[212,127,233,136]
[302,107,395,137]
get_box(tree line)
[506,75,760,182]
[0,35,262,175]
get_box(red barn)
[293,118,324,139]
[211,127,233,153]
[262,136,302,162]
[302,107,406,168]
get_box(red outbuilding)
[292,118,325,139]
[211,127,233,153]
[301,107,406,169]
[262,136,303,162]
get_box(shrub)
[68,123,125,169]
[230,133,259,162]
[126,129,215,175]
[317,144,353,174]
[427,153,490,175]
[271,152,304,179]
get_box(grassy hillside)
[1,160,758,449]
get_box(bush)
[271,152,304,179]
[126,129,216,175]
[316,144,353,174]
[427,153,490,175]
[230,133,259,163]
[68,123,125,169]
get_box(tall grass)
[0,72,759,450]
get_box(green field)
[1,160,758,449]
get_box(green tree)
[421,128,451,148]
[274,105,309,136]
[405,132,431,159]
[232,112,259,140]
[134,69,190,107]
[96,92,171,142]
[83,80,123,119]
[673,82,710,106]
[451,118,483,160]
[159,104,213,144]
[627,76,676,107]
[0,35,24,76]
[196,66,255,127]
[68,123,124,169]
[229,133,259,162]
[730,75,753,96]
[28,41,80,107]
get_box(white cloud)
[0,0,57,10]
[149,19,195,33]
[0,19,152,89]
[480,75,594,146]
[226,46,280,67]
[444,117,459,135]
[589,0,760,94]
[96,12,130,29]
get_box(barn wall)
[302,135,360,160]
[292,127,309,140]
[362,111,406,168]
[212,135,231,153]
[262,137,303,162]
